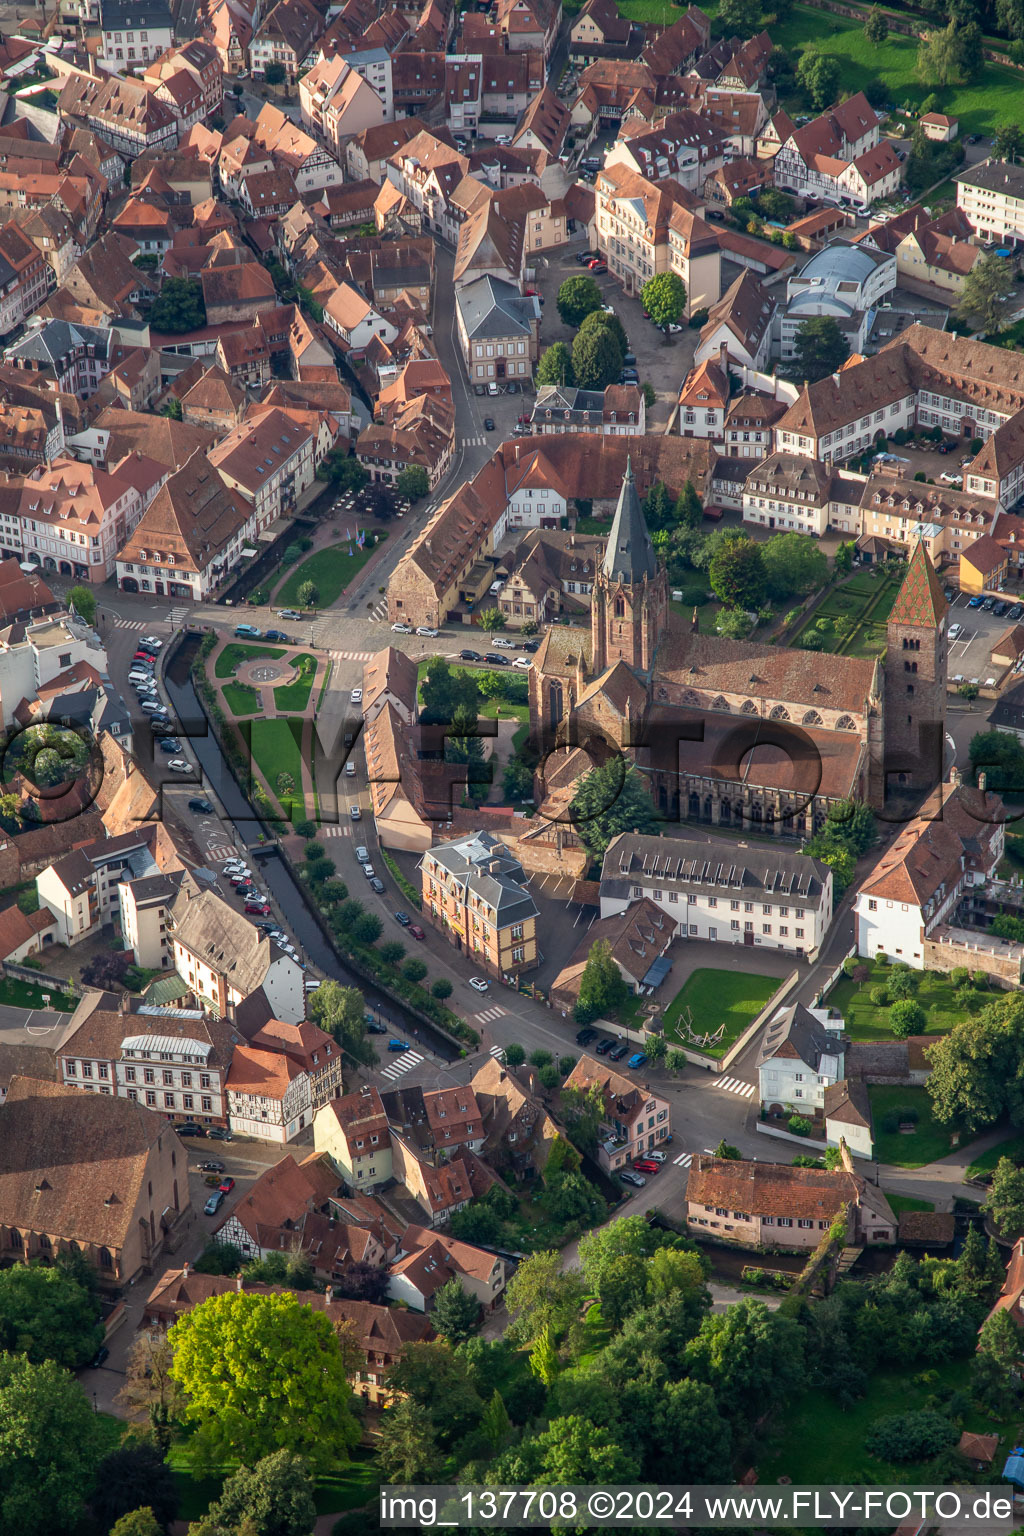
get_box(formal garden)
[790,569,904,659]
[827,956,993,1043]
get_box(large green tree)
[783,316,850,384]
[569,760,661,857]
[396,465,429,502]
[308,980,373,1067]
[90,1442,179,1535]
[708,533,767,608]
[532,1414,638,1483]
[997,0,1024,39]
[536,342,575,388]
[430,1278,480,1344]
[917,18,983,83]
[557,275,603,327]
[168,1291,359,1470]
[574,937,629,1024]
[864,5,889,43]
[641,272,686,328]
[926,1013,1009,1137]
[716,0,762,34]
[684,1299,804,1425]
[384,1341,482,1449]
[200,1450,317,1536]
[572,323,623,390]
[986,1156,1024,1237]
[0,1355,105,1536]
[956,250,1016,334]
[762,532,828,601]
[67,584,97,625]
[796,49,841,110]
[504,1250,587,1345]
[148,276,205,334]
[376,1399,443,1483]
[420,656,480,726]
[0,1261,102,1368]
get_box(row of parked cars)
[575,1025,647,1071]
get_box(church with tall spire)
[528,462,947,834]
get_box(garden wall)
[755,1121,829,1152]
[924,925,1024,985]
[2,959,78,996]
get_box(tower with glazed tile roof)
[878,539,947,801]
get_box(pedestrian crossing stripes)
[329,649,374,662]
[716,1076,756,1098]
[461,434,486,448]
[208,846,236,863]
[475,1005,506,1023]
[318,824,351,837]
[367,601,389,624]
[113,618,147,630]
[488,1044,506,1060]
[166,607,190,627]
[673,1152,693,1168]
[380,1049,424,1082]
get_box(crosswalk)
[475,1005,506,1024]
[113,617,148,631]
[673,1152,693,1168]
[716,1076,756,1098]
[461,434,487,448]
[380,1048,424,1082]
[488,1043,506,1062]
[166,607,190,627]
[319,824,351,838]
[208,845,236,862]
[367,600,388,624]
[329,649,374,663]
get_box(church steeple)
[602,456,658,584]
[591,457,668,677]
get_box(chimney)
[719,340,728,373]
[831,372,841,387]
[951,764,962,788]
[120,990,131,1014]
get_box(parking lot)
[947,590,1024,686]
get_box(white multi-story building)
[758,1002,845,1114]
[599,833,833,959]
[170,888,306,1023]
[99,0,173,69]
[208,408,317,528]
[778,242,896,363]
[36,830,162,946]
[957,158,1024,245]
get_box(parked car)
[218,1177,235,1194]
[594,1037,615,1055]
[350,687,363,704]
[139,700,166,715]
[204,1191,225,1215]
[395,911,412,926]
[370,877,385,894]
[628,1052,649,1070]
[513,657,532,669]
[633,1159,659,1174]
[994,600,1009,617]
[367,1020,387,1034]
[355,845,370,862]
[234,624,260,638]
[362,863,375,880]
[948,623,962,641]
[492,636,516,647]
[982,596,996,610]
[178,1123,205,1137]
[415,627,439,637]
[388,1039,410,1052]
[460,649,482,661]
[474,382,487,395]
[345,761,357,776]
[157,738,182,752]
[167,758,193,773]
[521,639,540,653]
[189,798,214,814]
[468,976,489,993]
[207,1127,233,1141]
[200,1160,225,1173]
[409,924,425,940]
[245,900,271,915]
[89,1345,110,1369]
[278,609,303,621]
[1010,604,1024,620]
[968,595,984,608]
[483,417,496,431]
[619,1170,646,1188]
[647,1149,667,1163]
[392,622,414,633]
[576,1027,597,1045]
[577,250,600,265]
[140,637,163,651]
[485,652,510,666]
[264,630,289,642]
[608,1042,629,1061]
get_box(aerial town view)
[12,0,1024,1528]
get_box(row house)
[860,471,998,569]
[346,116,431,185]
[145,38,224,119]
[481,50,544,119]
[226,1046,314,1143]
[531,382,645,436]
[772,92,900,213]
[99,0,174,69]
[57,72,179,157]
[9,206,80,290]
[299,54,388,158]
[214,1153,345,1263]
[251,0,323,81]
[493,0,561,61]
[494,526,605,627]
[686,1152,896,1248]
[0,171,103,250]
[356,394,455,490]
[455,273,540,386]
[0,224,48,338]
[2,452,159,582]
[208,405,317,526]
[606,110,728,195]
[386,129,471,246]
[445,55,482,137]
[564,1053,671,1174]
[599,832,833,958]
[695,268,776,373]
[169,885,307,1023]
[743,451,866,539]
[253,103,339,194]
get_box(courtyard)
[660,965,781,1058]
[826,957,991,1043]
[791,569,903,659]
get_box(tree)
[350,910,382,944]
[481,1389,513,1452]
[917,19,983,83]
[716,0,762,34]
[431,1279,479,1344]
[676,480,703,529]
[783,315,850,384]
[578,1215,672,1293]
[317,452,368,491]
[148,276,205,334]
[977,1304,1022,1373]
[376,1399,443,1484]
[533,1414,639,1484]
[308,981,373,1067]
[332,1260,389,1304]
[970,728,1024,793]
[161,395,183,420]
[67,584,97,625]
[557,274,603,327]
[574,937,629,1023]
[641,271,687,329]
[528,1322,560,1386]
[648,1378,732,1483]
[986,1156,1024,1237]
[865,1410,958,1463]
[560,1081,605,1154]
[796,49,841,110]
[396,465,430,502]
[168,1291,360,1470]
[956,250,1016,334]
[420,656,480,725]
[403,957,427,983]
[117,1332,186,1450]
[504,754,534,801]
[537,342,575,387]
[569,760,660,858]
[997,0,1024,38]
[926,1014,1008,1136]
[0,1355,105,1535]
[479,606,506,631]
[90,1442,178,1535]
[666,1047,687,1075]
[684,1300,804,1426]
[384,1340,482,1450]
[762,532,827,601]
[889,999,927,1038]
[504,1250,587,1345]
[642,479,675,535]
[431,977,453,1000]
[959,680,980,707]
[503,1041,526,1068]
[995,121,1024,163]
[572,323,623,390]
[708,534,766,609]
[864,4,889,42]
[0,1261,102,1369]
[264,61,286,84]
[296,579,318,609]
[204,1451,316,1536]
[579,306,628,359]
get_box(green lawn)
[761,1360,1014,1484]
[221,682,261,716]
[0,975,76,1010]
[214,643,285,679]
[273,654,318,712]
[868,1085,968,1168]
[168,1444,380,1525]
[662,967,779,1057]
[792,572,902,658]
[616,0,676,17]
[966,1133,1024,1181]
[275,534,388,609]
[886,1193,935,1214]
[827,958,977,1042]
[248,719,306,818]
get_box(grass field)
[221,681,261,716]
[275,533,388,609]
[249,718,306,818]
[662,966,779,1056]
[214,643,284,679]
[761,1360,1014,1484]
[966,1133,1024,1180]
[868,1085,967,1167]
[273,654,317,712]
[168,1445,381,1525]
[827,958,975,1042]
[886,1192,935,1214]
[792,571,902,659]
[0,975,77,1010]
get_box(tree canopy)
[796,49,841,110]
[956,250,1016,335]
[0,1354,105,1536]
[641,272,686,328]
[556,275,603,327]
[308,980,374,1067]
[148,277,206,334]
[574,938,629,1024]
[536,342,575,388]
[783,316,850,384]
[569,760,661,857]
[708,534,767,609]
[168,1291,360,1470]
[0,1261,102,1369]
[572,321,623,390]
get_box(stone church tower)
[876,540,948,803]
[591,458,669,677]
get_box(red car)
[245,900,270,915]
[633,1159,659,1175]
[133,651,155,663]
[218,1177,235,1194]
[587,259,607,273]
[409,924,425,940]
